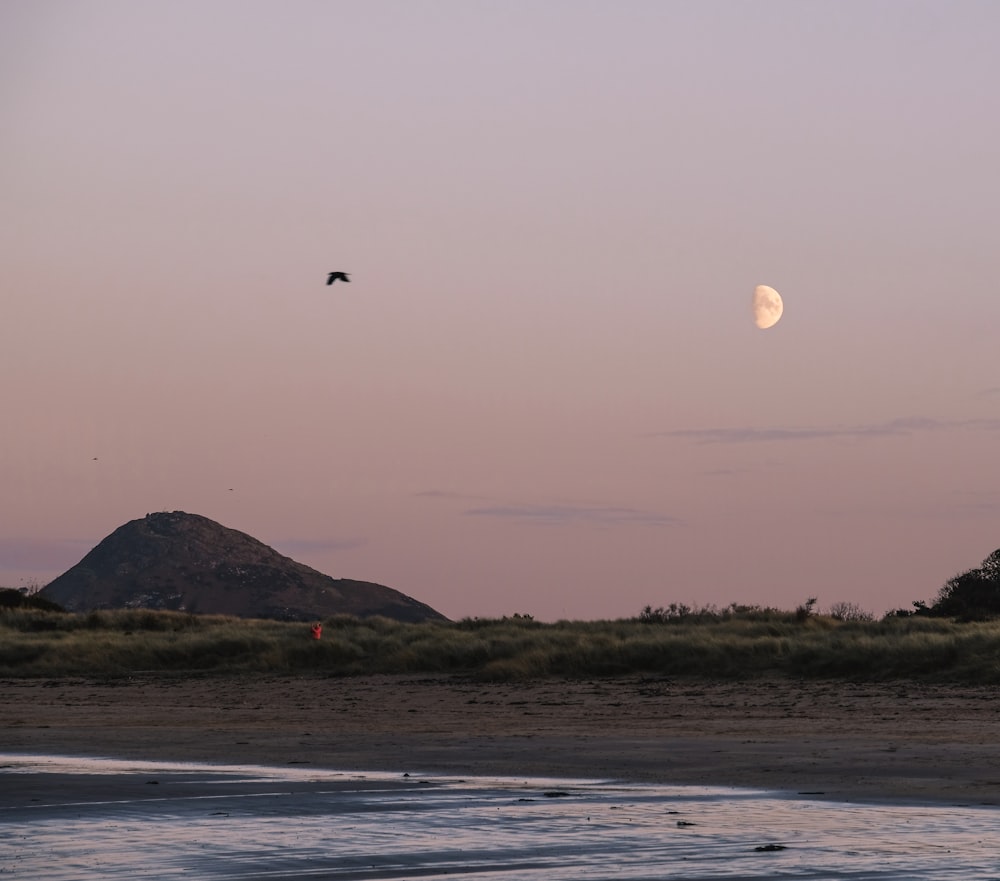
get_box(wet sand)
[7,756,999,881]
[3,674,1000,804]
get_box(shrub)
[928,549,1000,619]
[0,589,65,612]
[828,601,875,622]
[638,603,691,623]
[794,597,817,623]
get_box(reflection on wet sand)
[1,755,997,880]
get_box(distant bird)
[326,271,350,285]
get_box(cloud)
[419,489,680,526]
[945,490,1000,517]
[413,489,485,501]
[0,539,93,571]
[966,418,1000,431]
[655,416,957,444]
[464,504,679,526]
[273,538,367,556]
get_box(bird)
[326,271,350,284]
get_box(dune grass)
[3,606,1000,681]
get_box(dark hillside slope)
[39,511,446,623]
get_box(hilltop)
[38,511,447,623]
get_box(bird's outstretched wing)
[327,271,351,284]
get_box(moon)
[752,285,783,329]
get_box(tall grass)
[3,607,1000,681]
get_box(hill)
[38,511,447,623]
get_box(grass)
[3,606,1000,681]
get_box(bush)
[828,601,875,622]
[0,588,65,612]
[795,597,818,623]
[927,549,1000,619]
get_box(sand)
[3,674,999,804]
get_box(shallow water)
[1,755,997,880]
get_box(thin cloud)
[464,504,679,526]
[950,500,1000,517]
[966,417,1000,431]
[900,491,1000,522]
[656,416,951,444]
[413,489,486,501]
[273,538,366,556]
[0,539,93,571]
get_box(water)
[1,755,997,879]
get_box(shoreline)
[4,674,999,806]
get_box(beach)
[3,674,999,804]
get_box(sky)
[3,0,999,621]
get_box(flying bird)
[326,271,350,284]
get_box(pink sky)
[3,1,999,620]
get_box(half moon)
[752,285,783,329]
